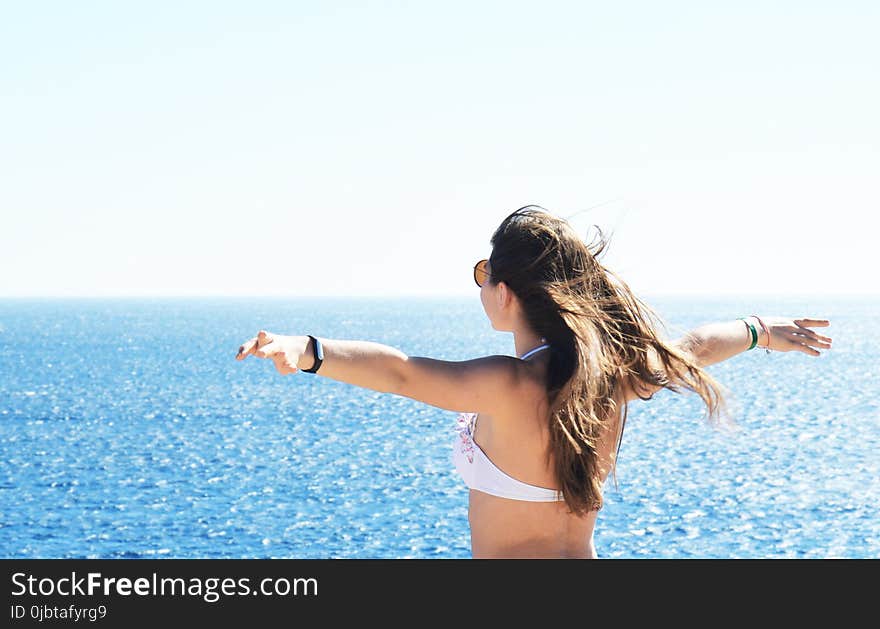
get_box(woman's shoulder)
[497,361,550,425]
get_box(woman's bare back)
[465,358,622,558]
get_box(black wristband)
[301,335,324,373]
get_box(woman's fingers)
[787,327,826,344]
[236,338,257,359]
[780,334,821,356]
[794,318,830,328]
[777,320,832,356]
[235,331,297,374]
[254,340,280,358]
[801,337,831,351]
[262,344,297,375]
[236,330,273,360]
[792,319,833,343]
[804,337,833,349]
[793,319,833,340]
[273,352,297,375]
[799,343,822,357]
[235,330,296,377]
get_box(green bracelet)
[739,317,758,350]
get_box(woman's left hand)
[757,316,833,356]
[235,330,305,376]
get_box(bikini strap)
[519,343,550,360]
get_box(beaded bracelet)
[739,317,758,350]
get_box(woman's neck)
[513,331,548,359]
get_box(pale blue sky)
[1,1,877,297]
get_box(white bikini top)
[452,342,564,502]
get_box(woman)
[235,206,833,558]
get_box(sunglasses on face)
[473,259,490,287]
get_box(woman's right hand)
[756,317,833,356]
[235,330,308,375]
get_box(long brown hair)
[488,206,728,515]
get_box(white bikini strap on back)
[519,343,550,360]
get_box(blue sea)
[1,296,877,558]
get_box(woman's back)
[462,350,621,558]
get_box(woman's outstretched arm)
[235,331,524,415]
[620,316,833,403]
[679,316,832,367]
